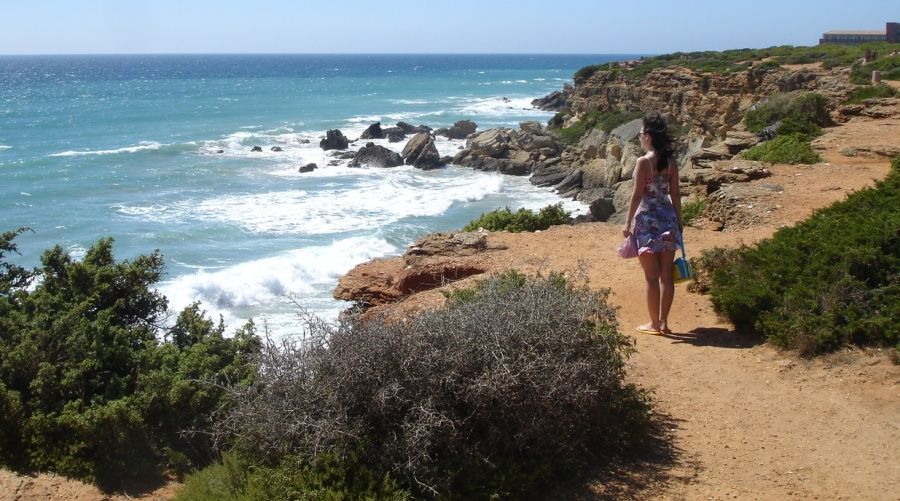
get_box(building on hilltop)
[819,22,899,44]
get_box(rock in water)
[299,163,317,173]
[360,122,384,140]
[350,142,403,168]
[435,120,477,139]
[402,132,444,170]
[319,129,349,150]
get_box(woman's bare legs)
[657,250,677,332]
[638,253,661,331]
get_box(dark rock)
[298,139,310,144]
[402,133,444,170]
[250,146,263,152]
[589,197,616,222]
[396,122,432,135]
[530,164,571,187]
[724,131,758,154]
[350,142,403,168]
[383,127,406,142]
[573,214,595,224]
[554,169,584,193]
[319,129,349,150]
[271,146,283,152]
[215,149,224,153]
[330,150,357,160]
[360,122,384,140]
[299,163,317,173]
[440,155,453,165]
[531,85,573,111]
[435,120,477,139]
[327,160,341,166]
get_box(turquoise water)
[0,54,627,333]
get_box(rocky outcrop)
[452,124,563,177]
[360,122,384,139]
[350,142,404,168]
[299,163,317,173]
[320,129,349,150]
[435,120,477,139]
[250,146,263,152]
[402,133,443,170]
[531,84,573,111]
[334,232,491,307]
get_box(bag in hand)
[617,234,638,259]
[673,239,693,283]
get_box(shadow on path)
[549,411,700,500]
[664,326,763,349]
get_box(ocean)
[0,54,629,335]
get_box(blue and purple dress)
[633,169,679,255]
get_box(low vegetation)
[462,203,571,232]
[850,54,900,84]
[681,197,707,226]
[0,230,260,487]
[740,134,821,164]
[740,92,830,164]
[846,83,898,103]
[701,156,900,356]
[202,271,651,499]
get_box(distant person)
[622,112,682,335]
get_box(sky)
[1,0,896,55]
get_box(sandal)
[636,326,662,335]
[660,327,673,335]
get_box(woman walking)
[623,112,682,335]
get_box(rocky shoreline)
[331,59,900,313]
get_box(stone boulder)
[530,163,572,188]
[382,128,406,142]
[299,163,317,173]
[530,84,572,111]
[396,122,432,135]
[350,142,403,168]
[519,121,545,135]
[270,146,283,152]
[435,120,477,139]
[402,133,443,170]
[611,118,643,142]
[360,122,384,140]
[589,197,616,222]
[250,146,263,152]
[319,129,349,150]
[466,128,511,156]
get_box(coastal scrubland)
[2,41,900,500]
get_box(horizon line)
[0,52,653,57]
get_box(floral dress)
[633,169,679,255]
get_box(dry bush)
[214,272,650,498]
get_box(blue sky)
[1,0,896,55]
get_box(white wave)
[347,114,382,124]
[158,236,397,328]
[50,141,162,157]
[390,99,428,105]
[0,145,11,151]
[457,96,549,118]
[192,169,505,235]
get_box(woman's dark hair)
[643,111,675,171]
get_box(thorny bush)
[214,271,651,498]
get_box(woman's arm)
[668,158,682,231]
[623,157,649,236]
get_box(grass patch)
[705,156,900,356]
[681,197,707,226]
[850,54,900,84]
[463,203,571,232]
[740,134,821,164]
[847,83,898,103]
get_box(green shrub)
[176,452,410,501]
[0,236,260,487]
[462,203,571,232]
[214,272,651,499]
[847,84,898,103]
[681,197,707,226]
[744,92,832,134]
[740,133,821,164]
[707,156,900,356]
